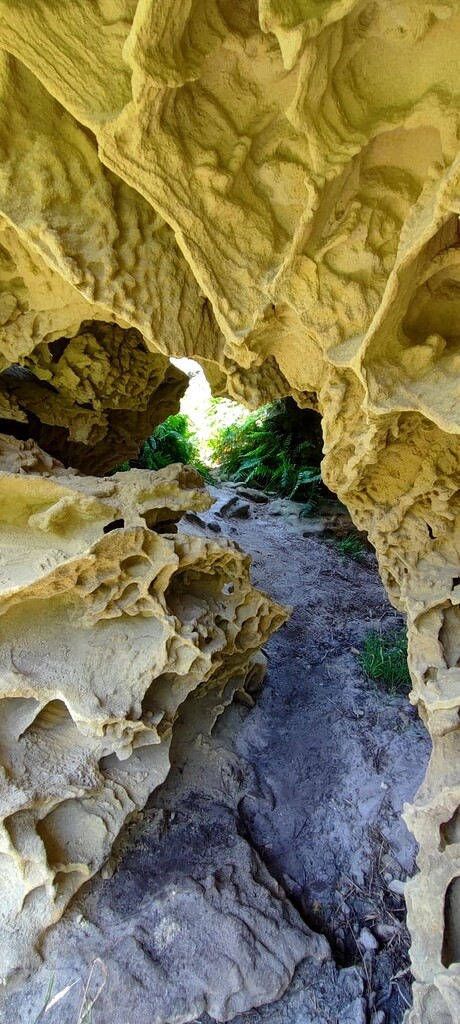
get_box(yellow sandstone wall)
[0,3,460,1019]
[0,436,287,974]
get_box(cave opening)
[90,356,424,1012]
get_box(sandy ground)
[189,487,431,1022]
[3,486,431,1024]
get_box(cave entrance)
[114,356,330,509]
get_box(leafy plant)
[110,413,213,480]
[357,627,411,694]
[335,531,366,562]
[209,399,324,502]
[299,487,322,516]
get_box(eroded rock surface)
[0,1,459,1020]
[0,438,288,976]
[0,322,188,474]
[1,495,430,1024]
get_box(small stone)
[337,966,364,1000]
[267,498,299,518]
[217,496,239,516]
[373,922,399,943]
[357,927,379,953]
[371,1012,386,1024]
[387,878,405,897]
[184,511,206,528]
[236,486,269,503]
[208,520,222,532]
[227,501,250,519]
[336,966,364,999]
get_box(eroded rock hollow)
[0,436,288,975]
[0,1,460,1021]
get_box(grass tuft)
[334,532,366,562]
[358,627,411,695]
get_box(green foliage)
[110,413,213,480]
[334,532,366,562]
[299,489,321,516]
[209,399,324,502]
[34,974,55,1023]
[137,414,198,471]
[358,627,411,695]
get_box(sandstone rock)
[0,438,288,975]
[36,827,330,1024]
[1,324,189,473]
[0,2,459,1020]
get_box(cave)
[0,3,460,1023]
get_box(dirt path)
[4,487,431,1024]
[204,488,430,1022]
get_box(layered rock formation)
[0,436,288,975]
[0,1,459,1020]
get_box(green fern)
[299,486,321,516]
[109,413,213,480]
[290,466,322,499]
[210,399,326,504]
